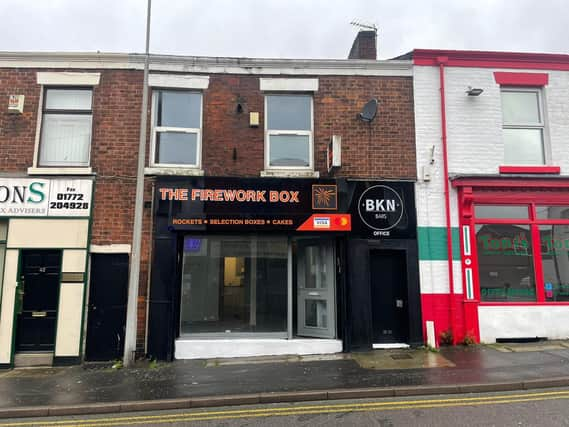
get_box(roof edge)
[413,48,569,70]
[0,51,412,76]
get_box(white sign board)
[0,178,93,217]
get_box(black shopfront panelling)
[147,177,421,359]
[147,176,347,360]
[343,180,422,350]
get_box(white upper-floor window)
[265,94,313,170]
[39,88,93,167]
[151,90,203,168]
[501,88,546,165]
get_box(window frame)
[150,89,203,169]
[37,86,94,168]
[0,220,7,316]
[264,94,314,171]
[500,87,549,166]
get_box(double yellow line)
[2,389,569,426]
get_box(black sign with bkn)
[347,181,416,239]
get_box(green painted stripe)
[418,226,461,261]
[463,225,471,255]
[466,268,473,299]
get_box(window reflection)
[536,206,569,220]
[540,225,569,301]
[180,236,287,334]
[474,205,528,219]
[476,224,536,302]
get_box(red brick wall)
[0,68,152,352]
[0,69,39,170]
[201,74,416,179]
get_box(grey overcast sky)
[1,0,568,59]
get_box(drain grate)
[390,353,413,360]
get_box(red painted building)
[410,49,569,344]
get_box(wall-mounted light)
[466,86,484,96]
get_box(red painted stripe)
[296,214,351,231]
[421,294,468,346]
[494,72,548,86]
[413,49,569,70]
[479,302,569,306]
[499,165,560,174]
[452,179,569,188]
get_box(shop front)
[0,177,93,368]
[454,178,569,342]
[344,181,422,350]
[147,177,421,360]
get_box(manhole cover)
[390,354,413,360]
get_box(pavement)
[3,342,569,418]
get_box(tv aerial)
[350,20,378,33]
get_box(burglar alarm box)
[8,95,24,114]
[327,135,341,172]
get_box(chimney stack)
[348,30,377,60]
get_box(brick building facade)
[0,32,421,366]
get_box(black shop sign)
[154,177,350,232]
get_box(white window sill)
[27,167,93,175]
[144,167,205,176]
[260,169,319,178]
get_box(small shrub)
[439,328,453,346]
[461,332,477,346]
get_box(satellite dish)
[359,98,378,122]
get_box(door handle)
[396,299,404,308]
[308,292,320,296]
[32,311,47,317]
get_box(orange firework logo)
[312,185,337,210]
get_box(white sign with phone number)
[0,178,93,217]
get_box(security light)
[466,86,484,96]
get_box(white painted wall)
[415,66,569,182]
[419,260,463,294]
[414,65,569,230]
[0,250,18,364]
[62,250,86,272]
[479,306,569,342]
[175,339,342,359]
[54,283,85,357]
[7,219,89,248]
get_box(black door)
[370,250,409,343]
[15,250,62,352]
[85,253,129,361]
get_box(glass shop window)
[474,205,529,219]
[180,235,287,335]
[536,206,569,220]
[476,224,536,302]
[540,224,569,302]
